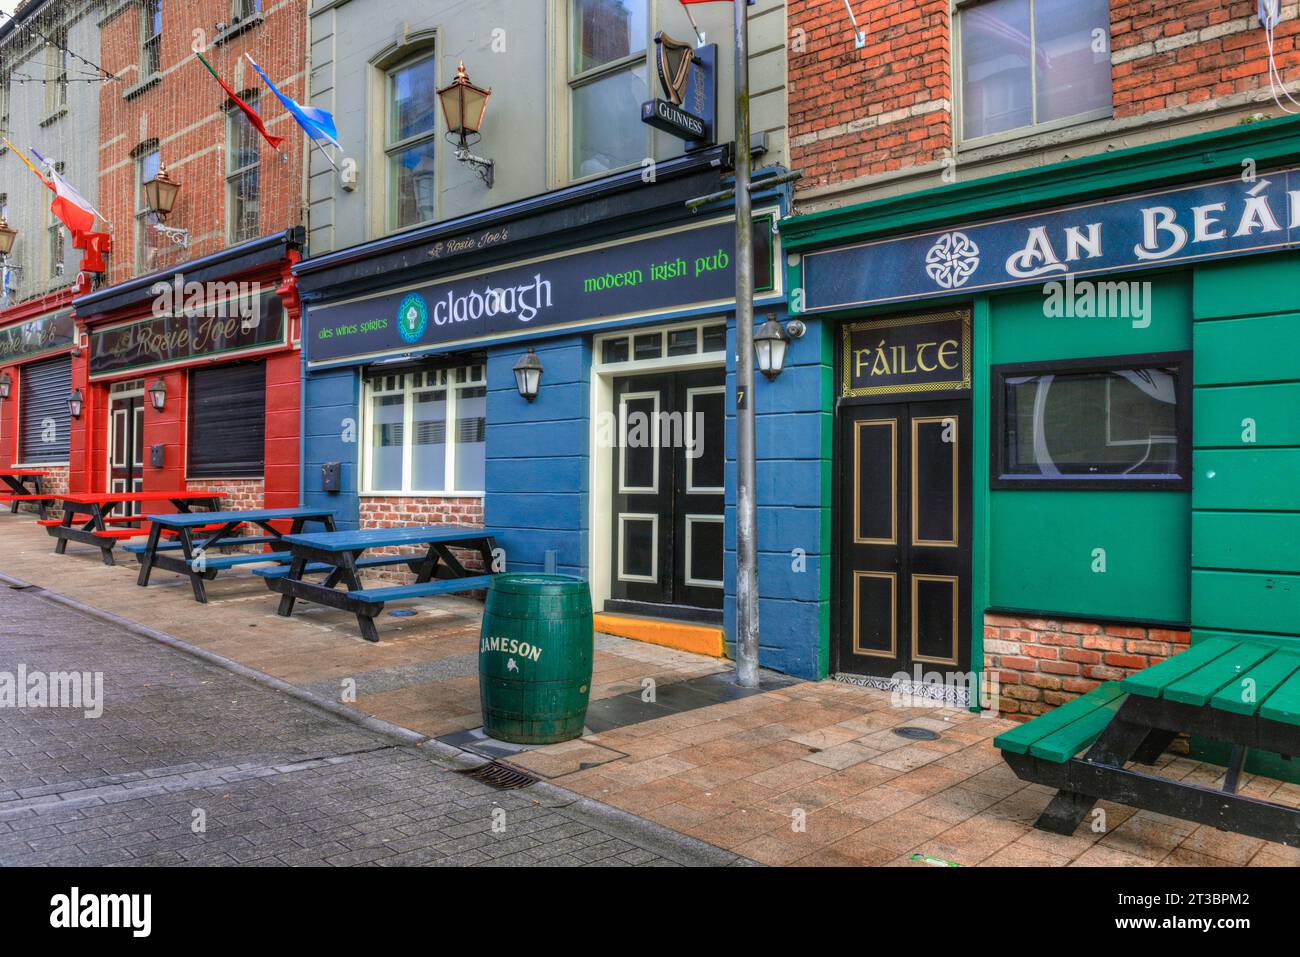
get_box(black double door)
[837,399,972,678]
[108,389,145,516]
[609,369,725,621]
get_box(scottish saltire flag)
[245,54,341,149]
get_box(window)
[363,363,486,493]
[596,320,728,368]
[227,92,261,243]
[188,362,266,477]
[0,74,10,138]
[232,0,263,21]
[141,0,162,77]
[385,52,438,230]
[48,219,64,280]
[991,353,1190,490]
[958,0,1111,143]
[569,0,651,179]
[19,356,71,464]
[135,145,161,272]
[44,28,68,115]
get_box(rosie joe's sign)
[305,212,777,365]
[0,310,75,365]
[799,167,1300,312]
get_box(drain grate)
[894,726,941,741]
[455,760,539,790]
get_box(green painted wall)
[984,279,1193,624]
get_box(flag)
[244,54,340,148]
[195,52,286,150]
[4,139,53,190]
[30,147,103,234]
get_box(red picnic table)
[0,468,55,519]
[45,490,224,566]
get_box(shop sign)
[841,311,970,398]
[801,167,1300,313]
[0,310,75,365]
[641,35,716,144]
[88,290,285,377]
[306,211,777,365]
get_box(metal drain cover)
[894,726,941,741]
[455,760,539,790]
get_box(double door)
[108,384,145,516]
[609,369,725,620]
[837,399,972,678]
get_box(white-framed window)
[226,91,261,243]
[44,27,68,115]
[232,0,263,22]
[385,51,439,231]
[362,363,487,494]
[594,318,728,372]
[134,145,161,272]
[957,0,1111,145]
[568,0,653,180]
[141,0,162,77]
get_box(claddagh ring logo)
[924,231,980,289]
[397,293,429,344]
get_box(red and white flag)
[46,167,98,234]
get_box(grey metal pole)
[733,0,759,688]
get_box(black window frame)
[187,360,266,479]
[990,351,1192,492]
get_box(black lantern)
[148,378,167,411]
[512,348,543,402]
[0,372,9,400]
[67,388,83,419]
[437,62,495,188]
[0,215,16,257]
[754,315,791,380]
[143,162,181,220]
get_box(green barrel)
[479,574,594,745]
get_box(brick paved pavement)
[0,585,741,867]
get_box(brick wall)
[186,477,264,511]
[789,0,1300,193]
[359,495,486,583]
[11,464,69,515]
[984,612,1191,721]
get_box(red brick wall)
[788,0,1300,192]
[984,612,1191,721]
[186,477,264,510]
[359,496,486,583]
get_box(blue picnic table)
[257,525,497,643]
[132,507,338,603]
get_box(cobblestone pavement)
[0,585,741,867]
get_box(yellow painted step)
[593,613,726,658]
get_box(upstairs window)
[958,0,1112,143]
[44,28,68,115]
[227,92,261,243]
[134,145,162,272]
[141,0,162,76]
[569,0,651,180]
[385,52,439,230]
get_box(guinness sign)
[641,35,716,145]
[841,311,971,398]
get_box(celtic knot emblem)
[925,231,980,289]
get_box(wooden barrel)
[478,574,593,744]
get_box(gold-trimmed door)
[837,400,971,679]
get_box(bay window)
[363,364,486,493]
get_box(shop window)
[188,362,266,477]
[362,363,486,494]
[569,0,651,180]
[991,353,1190,490]
[19,356,71,464]
[596,321,728,369]
[226,92,261,244]
[958,0,1111,144]
[141,0,162,77]
[385,51,439,230]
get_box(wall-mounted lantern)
[0,215,17,257]
[754,316,805,381]
[144,162,189,248]
[437,62,495,188]
[148,378,167,411]
[67,388,83,419]
[0,372,10,400]
[512,348,543,402]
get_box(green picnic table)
[996,636,1300,846]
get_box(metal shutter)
[19,356,71,464]
[188,361,266,477]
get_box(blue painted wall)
[723,315,831,680]
[483,335,591,578]
[303,362,361,529]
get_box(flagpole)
[733,0,760,689]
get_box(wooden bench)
[348,575,494,604]
[251,554,427,579]
[998,638,1300,846]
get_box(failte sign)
[306,212,776,365]
[0,310,75,365]
[841,311,970,398]
[799,167,1300,312]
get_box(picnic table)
[132,507,339,603]
[45,491,223,566]
[258,525,497,643]
[0,468,54,519]
[997,636,1300,846]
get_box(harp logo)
[641,33,715,144]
